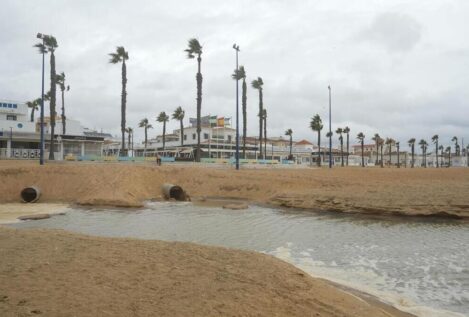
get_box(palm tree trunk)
[144,127,148,153]
[258,90,263,159]
[346,133,349,166]
[128,132,131,154]
[163,122,166,151]
[361,141,364,167]
[61,88,66,135]
[375,143,379,165]
[317,131,321,167]
[242,79,247,159]
[30,108,35,122]
[380,145,384,168]
[411,146,414,168]
[121,60,127,156]
[289,136,292,156]
[180,119,184,146]
[340,140,344,166]
[435,142,439,168]
[389,145,392,167]
[196,55,202,162]
[49,51,56,160]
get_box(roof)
[295,139,313,145]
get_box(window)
[13,104,17,109]
[227,135,232,142]
[204,133,209,140]
[6,115,17,121]
[184,134,187,141]
[7,104,12,108]
[192,133,196,140]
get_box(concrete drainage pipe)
[21,186,41,203]
[162,184,188,201]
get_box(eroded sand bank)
[0,161,468,218]
[0,227,414,317]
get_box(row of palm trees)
[31,35,71,160]
[309,114,467,168]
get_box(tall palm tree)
[109,46,129,156]
[438,145,444,167]
[451,136,459,156]
[385,138,395,166]
[172,106,185,146]
[408,138,416,168]
[343,126,350,166]
[379,138,384,168]
[419,139,428,167]
[125,127,133,155]
[446,146,452,167]
[285,129,293,158]
[55,72,70,134]
[263,109,267,159]
[139,118,153,155]
[26,99,40,122]
[310,114,323,166]
[432,135,439,168]
[232,66,247,158]
[185,38,203,162]
[336,128,344,166]
[251,77,264,159]
[357,132,365,167]
[35,35,58,160]
[157,112,170,151]
[372,133,381,165]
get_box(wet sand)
[0,227,414,317]
[0,160,468,218]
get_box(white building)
[0,100,36,133]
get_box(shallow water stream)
[9,202,469,317]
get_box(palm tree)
[157,112,170,151]
[26,99,40,122]
[125,127,133,156]
[408,138,416,168]
[343,126,350,166]
[285,129,293,159]
[172,106,185,146]
[419,139,428,167]
[232,66,247,158]
[185,38,203,162]
[446,146,452,167]
[385,138,395,166]
[35,35,58,160]
[431,135,439,168]
[251,77,264,159]
[379,138,384,168]
[263,109,267,159]
[310,115,323,166]
[109,46,129,156]
[336,128,344,166]
[372,133,381,165]
[139,118,153,155]
[451,136,459,156]
[357,132,365,167]
[438,145,444,167]
[55,72,70,134]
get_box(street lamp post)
[233,44,240,170]
[328,85,332,168]
[37,33,46,165]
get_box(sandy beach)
[0,160,468,218]
[0,227,415,317]
[1,161,468,316]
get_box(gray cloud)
[358,12,422,52]
[0,0,468,151]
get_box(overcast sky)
[1,0,468,149]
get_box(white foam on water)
[270,244,467,317]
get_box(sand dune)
[0,161,468,218]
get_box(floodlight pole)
[233,44,240,170]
